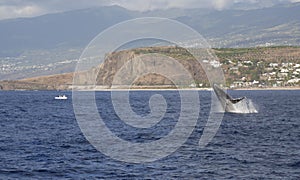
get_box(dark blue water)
[0,90,299,179]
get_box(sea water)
[0,90,299,179]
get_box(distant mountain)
[0,5,133,56]
[230,0,290,10]
[1,2,300,80]
[177,2,300,47]
[1,3,300,56]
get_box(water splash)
[213,95,258,114]
[231,98,258,114]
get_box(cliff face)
[93,47,208,87]
[1,46,299,90]
[96,50,137,86]
[0,46,208,90]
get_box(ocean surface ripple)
[0,90,299,179]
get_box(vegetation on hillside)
[0,46,299,90]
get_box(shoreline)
[73,86,300,91]
[2,86,300,91]
[232,87,300,90]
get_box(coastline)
[71,86,300,91]
[1,86,299,91]
[232,87,300,90]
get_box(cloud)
[0,0,113,19]
[0,0,297,20]
[212,0,234,10]
[109,0,232,11]
[0,5,45,20]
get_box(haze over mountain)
[1,2,300,55]
[0,1,300,80]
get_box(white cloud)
[0,0,297,20]
[0,5,45,20]
[109,0,232,11]
[212,0,234,10]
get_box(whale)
[213,84,246,113]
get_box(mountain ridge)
[1,2,300,56]
[1,3,300,80]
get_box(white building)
[269,63,279,68]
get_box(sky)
[0,0,299,20]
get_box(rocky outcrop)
[2,46,299,90]
[0,46,216,90]
[93,47,208,87]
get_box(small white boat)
[55,95,68,100]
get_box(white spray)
[230,97,258,114]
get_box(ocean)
[0,90,299,179]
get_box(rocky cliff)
[1,46,299,90]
